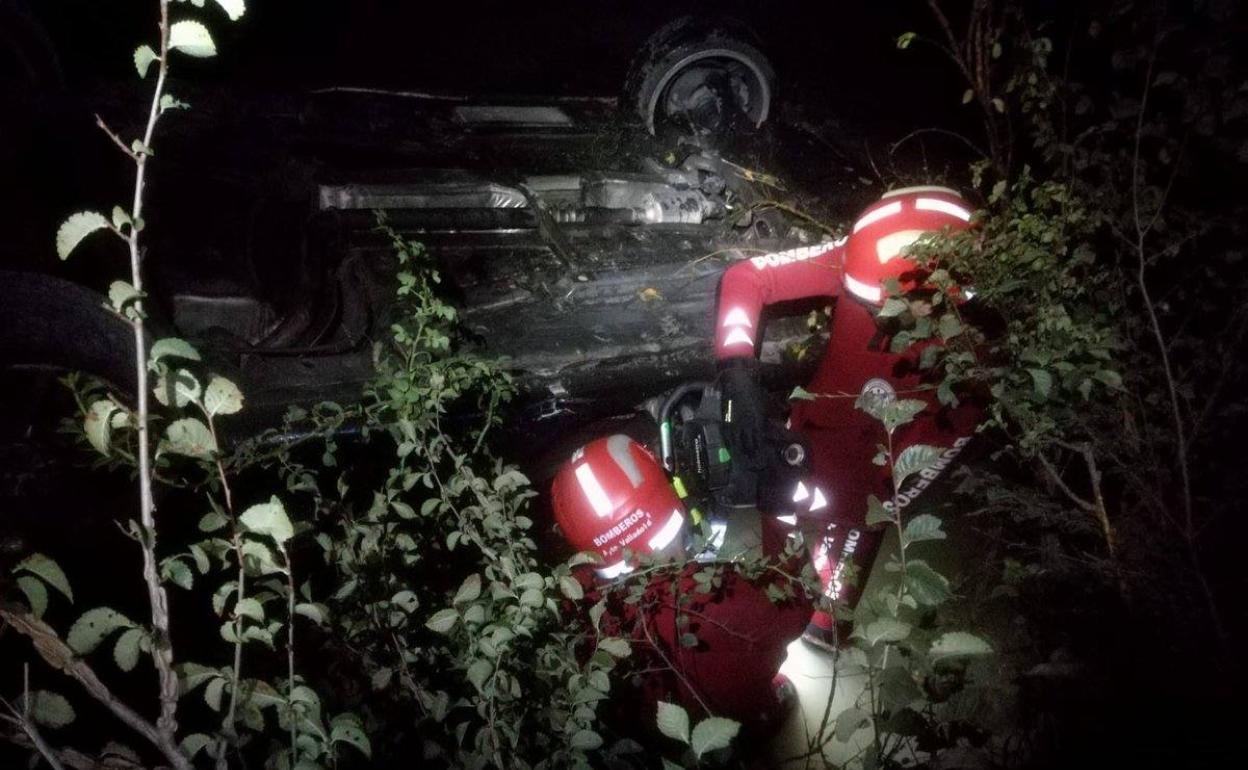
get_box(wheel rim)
[647,49,771,134]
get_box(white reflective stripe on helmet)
[605,434,644,487]
[721,306,753,328]
[596,560,632,579]
[647,510,685,551]
[574,464,614,518]
[722,327,755,348]
[915,197,972,221]
[844,274,883,303]
[852,201,902,233]
[882,185,960,199]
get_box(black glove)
[718,358,768,466]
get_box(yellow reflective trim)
[672,476,688,498]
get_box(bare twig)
[0,606,191,770]
[113,0,182,743]
[1,731,150,770]
[890,127,991,162]
[0,665,68,770]
[94,115,139,161]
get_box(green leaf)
[1094,369,1123,389]
[903,513,946,544]
[149,337,202,363]
[370,667,394,691]
[1028,368,1053,399]
[198,511,229,533]
[881,399,927,433]
[865,495,892,526]
[860,617,911,646]
[153,368,201,408]
[567,551,602,568]
[570,729,604,751]
[163,418,217,460]
[655,701,690,744]
[896,31,916,49]
[68,607,135,655]
[834,707,871,742]
[514,572,544,591]
[212,0,247,22]
[28,691,75,729]
[425,608,458,634]
[169,21,217,57]
[234,597,264,621]
[15,553,73,602]
[17,576,48,617]
[453,574,482,605]
[466,659,493,692]
[84,400,121,456]
[180,734,213,759]
[878,297,908,318]
[133,45,158,78]
[788,385,817,401]
[597,637,631,658]
[56,211,111,260]
[905,561,951,606]
[330,713,371,758]
[113,627,145,672]
[938,314,963,341]
[294,602,328,625]
[162,558,193,590]
[690,716,740,758]
[159,93,190,113]
[108,281,141,317]
[893,444,942,488]
[992,97,1006,113]
[239,496,293,544]
[930,631,993,659]
[188,544,210,573]
[559,575,584,601]
[204,677,226,711]
[855,389,891,421]
[203,376,243,416]
[962,88,974,104]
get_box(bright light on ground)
[770,639,873,767]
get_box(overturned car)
[1,89,848,454]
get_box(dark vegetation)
[2,1,1246,768]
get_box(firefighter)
[714,186,981,647]
[550,434,810,732]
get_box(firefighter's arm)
[715,241,846,360]
[714,242,844,465]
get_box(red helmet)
[551,434,687,578]
[841,186,973,305]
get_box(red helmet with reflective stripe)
[551,435,686,577]
[842,186,973,305]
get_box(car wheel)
[0,271,139,395]
[0,272,144,545]
[625,18,775,137]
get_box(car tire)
[624,17,775,136]
[0,272,143,541]
[0,271,139,396]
